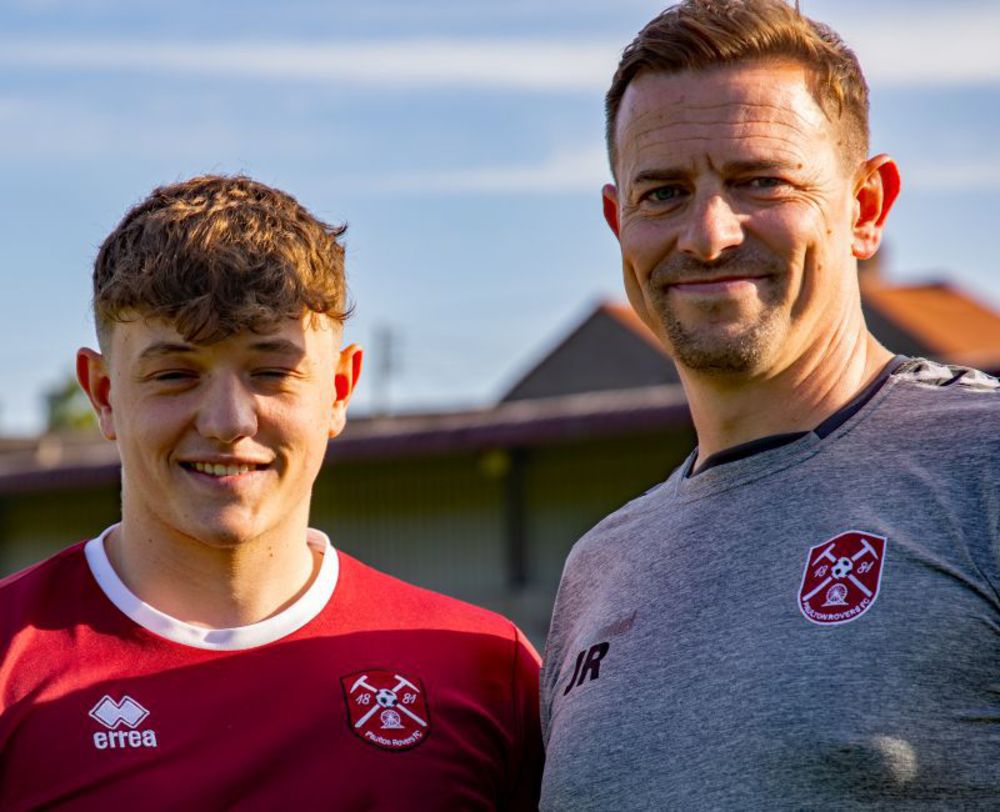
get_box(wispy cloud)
[373,145,609,194]
[837,7,1000,86]
[0,6,998,92]
[906,162,1000,192]
[0,39,618,92]
[370,146,1000,197]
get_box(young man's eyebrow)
[248,338,306,357]
[137,342,196,361]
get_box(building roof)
[500,301,679,402]
[503,278,1000,402]
[600,303,665,354]
[605,283,1000,372]
[4,276,996,495]
[0,386,692,495]
[861,280,1000,370]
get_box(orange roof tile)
[862,283,1000,365]
[602,283,1000,369]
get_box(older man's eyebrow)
[631,159,794,186]
[631,167,689,186]
[720,159,792,175]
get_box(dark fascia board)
[0,462,122,496]
[0,386,692,494]
[326,386,691,462]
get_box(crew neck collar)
[84,524,339,651]
[688,355,908,477]
[667,357,910,501]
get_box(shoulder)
[561,474,675,578]
[334,549,536,655]
[0,542,89,606]
[0,542,90,649]
[545,476,673,640]
[890,358,999,405]
[876,359,1000,446]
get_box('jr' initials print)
[563,642,610,695]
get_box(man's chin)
[651,291,785,375]
[664,325,776,376]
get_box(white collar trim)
[84,524,339,651]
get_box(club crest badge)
[341,669,430,751]
[798,531,887,626]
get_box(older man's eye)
[644,185,686,202]
[746,177,785,189]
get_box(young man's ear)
[329,344,363,439]
[76,348,116,441]
[852,154,901,260]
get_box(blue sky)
[1,0,998,433]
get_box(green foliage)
[45,373,97,432]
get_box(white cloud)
[0,6,997,93]
[372,145,610,194]
[372,147,1000,198]
[906,162,1000,192]
[0,39,618,92]
[835,6,1000,86]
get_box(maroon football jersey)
[0,529,542,810]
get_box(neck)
[681,327,892,474]
[107,515,320,628]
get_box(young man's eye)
[152,370,196,382]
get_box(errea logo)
[89,695,159,750]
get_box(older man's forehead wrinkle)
[628,133,810,172]
[634,129,812,150]
[629,116,813,148]
[627,96,819,128]
[621,121,826,160]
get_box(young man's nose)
[195,376,258,443]
[676,193,744,262]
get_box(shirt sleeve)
[504,624,543,811]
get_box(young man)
[541,0,1000,808]
[0,176,542,810]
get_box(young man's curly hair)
[93,174,351,349]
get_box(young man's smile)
[179,457,272,489]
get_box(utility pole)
[371,324,399,416]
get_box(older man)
[541,0,1000,808]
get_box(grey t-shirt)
[541,360,1000,810]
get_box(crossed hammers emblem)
[349,674,428,730]
[802,536,880,603]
